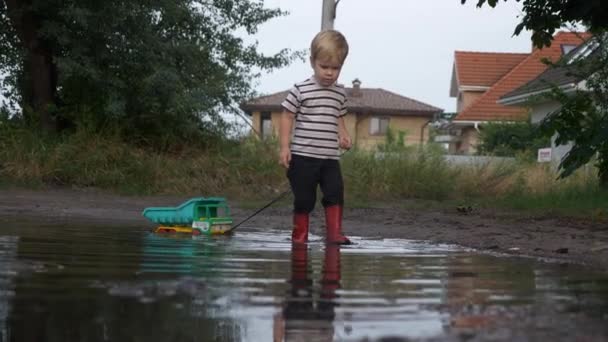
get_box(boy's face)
[311,57,343,87]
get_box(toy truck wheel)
[157,228,176,233]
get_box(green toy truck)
[142,197,233,235]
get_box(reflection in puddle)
[0,236,19,342]
[0,224,607,341]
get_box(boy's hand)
[279,148,291,168]
[339,134,352,150]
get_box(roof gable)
[450,51,529,97]
[501,37,600,103]
[454,32,591,122]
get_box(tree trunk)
[27,49,56,132]
[5,0,57,133]
[598,152,608,189]
[599,172,608,189]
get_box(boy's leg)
[319,159,351,244]
[287,155,321,243]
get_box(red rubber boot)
[292,212,309,243]
[321,244,341,297]
[324,205,352,245]
[318,244,341,319]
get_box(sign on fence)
[537,148,552,163]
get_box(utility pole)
[321,0,340,30]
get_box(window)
[457,93,463,111]
[260,111,272,138]
[561,44,577,55]
[370,117,389,135]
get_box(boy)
[279,30,352,245]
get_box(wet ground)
[0,188,608,341]
[0,222,608,341]
[1,188,608,270]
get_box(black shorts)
[287,154,344,213]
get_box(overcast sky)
[251,0,533,113]
[1,1,533,117]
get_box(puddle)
[0,223,608,341]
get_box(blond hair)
[310,30,349,65]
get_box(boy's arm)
[279,110,295,168]
[337,116,352,150]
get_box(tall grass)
[1,125,606,218]
[0,125,285,198]
[342,147,456,201]
[494,163,608,219]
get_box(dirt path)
[1,187,608,271]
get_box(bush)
[477,121,550,158]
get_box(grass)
[0,126,286,198]
[341,148,457,201]
[493,165,608,220]
[1,125,606,220]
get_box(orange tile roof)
[455,32,591,122]
[455,51,529,87]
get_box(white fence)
[442,155,516,166]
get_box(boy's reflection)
[274,243,342,342]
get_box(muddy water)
[0,223,608,342]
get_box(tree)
[539,35,608,185]
[461,0,608,187]
[477,121,550,158]
[461,0,608,47]
[0,0,296,144]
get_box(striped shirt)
[281,77,347,160]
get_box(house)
[445,31,590,155]
[499,36,599,164]
[240,79,443,150]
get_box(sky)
[250,0,533,113]
[1,1,533,120]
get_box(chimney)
[351,78,362,97]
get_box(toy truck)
[142,197,233,236]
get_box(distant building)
[240,79,443,151]
[500,36,599,165]
[443,31,591,155]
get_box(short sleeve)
[281,85,301,114]
[339,95,347,117]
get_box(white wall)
[529,100,572,165]
[529,100,560,124]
